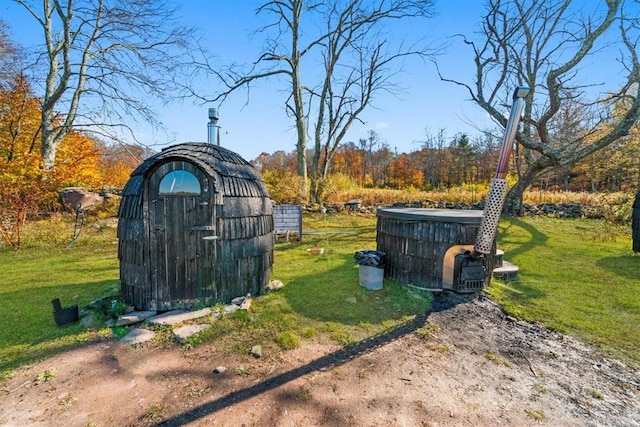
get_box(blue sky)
[2,1,513,161]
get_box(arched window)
[158,170,201,195]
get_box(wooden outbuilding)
[117,143,274,311]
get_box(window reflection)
[159,170,201,195]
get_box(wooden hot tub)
[376,207,496,291]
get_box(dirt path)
[1,294,639,426]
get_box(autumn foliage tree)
[51,131,104,189]
[97,142,153,190]
[0,73,50,248]
[14,0,199,172]
[1,74,106,190]
[0,75,44,182]
[572,95,640,192]
[0,49,142,247]
[389,153,423,188]
[0,74,42,177]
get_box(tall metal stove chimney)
[207,107,219,145]
[473,86,530,257]
[452,85,530,293]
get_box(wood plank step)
[494,249,504,268]
[493,260,519,282]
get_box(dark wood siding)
[147,161,216,310]
[376,208,495,290]
[118,143,273,311]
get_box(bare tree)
[14,0,200,171]
[359,130,383,186]
[200,0,436,202]
[357,137,370,187]
[417,127,447,188]
[437,0,640,213]
[0,18,23,89]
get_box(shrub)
[262,169,306,204]
[322,173,358,196]
[88,196,120,220]
[0,178,56,249]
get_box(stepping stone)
[120,328,155,345]
[224,304,239,315]
[265,280,284,292]
[80,313,100,329]
[251,345,262,358]
[173,324,212,343]
[116,311,156,326]
[148,308,213,325]
[230,296,245,305]
[240,295,252,311]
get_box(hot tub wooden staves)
[376,207,496,291]
[117,143,274,311]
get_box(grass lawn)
[1,212,638,379]
[491,216,639,365]
[0,218,121,379]
[188,212,432,356]
[0,213,432,378]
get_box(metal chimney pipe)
[495,86,530,179]
[207,107,219,145]
[473,86,530,256]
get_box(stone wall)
[304,200,619,220]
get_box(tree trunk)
[41,114,59,171]
[309,174,326,203]
[309,147,335,203]
[505,167,540,215]
[309,173,319,203]
[296,138,308,199]
[505,182,526,216]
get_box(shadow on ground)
[155,292,474,426]
[595,254,640,280]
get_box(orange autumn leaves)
[0,75,136,191]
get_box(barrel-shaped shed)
[117,143,274,311]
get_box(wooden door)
[148,161,216,310]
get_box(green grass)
[490,216,639,365]
[1,212,639,379]
[0,213,431,377]
[193,212,432,354]
[0,219,120,378]
[275,213,431,325]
